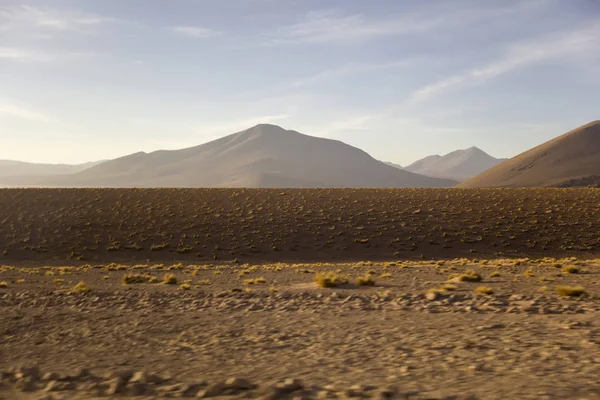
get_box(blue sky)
[1,0,599,165]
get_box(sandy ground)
[1,258,599,399]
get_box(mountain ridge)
[403,147,506,181]
[459,121,600,188]
[3,124,457,188]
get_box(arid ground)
[1,189,599,399]
[1,188,600,265]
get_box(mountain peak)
[404,146,505,181]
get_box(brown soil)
[1,259,599,399]
[1,188,600,265]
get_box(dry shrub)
[556,285,585,297]
[163,273,178,284]
[315,272,348,288]
[72,281,90,293]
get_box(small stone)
[106,377,128,395]
[225,377,255,390]
[426,291,439,301]
[15,366,41,381]
[180,382,207,397]
[129,371,149,384]
[108,369,134,382]
[197,382,226,398]
[43,372,61,381]
[44,380,75,392]
[16,376,38,392]
[281,378,304,392]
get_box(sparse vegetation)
[556,285,585,297]
[72,281,90,293]
[453,269,482,282]
[562,266,579,274]
[163,273,178,285]
[356,274,376,286]
[314,272,348,288]
[474,286,494,295]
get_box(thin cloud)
[409,21,600,103]
[0,5,130,35]
[171,26,221,38]
[0,103,52,122]
[270,9,445,44]
[0,47,52,62]
[0,46,103,63]
[267,2,546,45]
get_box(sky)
[1,0,599,166]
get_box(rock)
[225,377,255,390]
[426,291,440,301]
[108,369,134,382]
[44,380,75,392]
[197,382,226,398]
[263,379,305,399]
[43,372,61,381]
[180,382,207,397]
[16,376,38,392]
[280,378,304,392]
[106,377,128,395]
[15,365,41,381]
[72,368,91,380]
[129,371,149,384]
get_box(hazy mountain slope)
[404,147,506,181]
[32,124,457,188]
[0,160,105,179]
[458,121,600,188]
[383,161,403,169]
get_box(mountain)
[459,121,600,188]
[403,147,507,181]
[0,160,105,180]
[13,124,457,188]
[383,161,403,169]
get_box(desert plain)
[1,188,599,400]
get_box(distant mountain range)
[1,124,457,188]
[459,121,600,188]
[0,160,105,179]
[400,147,507,181]
[3,121,598,188]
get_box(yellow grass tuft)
[72,281,90,293]
[556,285,585,297]
[314,272,348,288]
[474,286,494,295]
[163,273,178,285]
[356,274,376,286]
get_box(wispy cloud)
[269,9,444,44]
[171,26,221,38]
[0,102,52,122]
[409,21,600,103]
[0,5,123,35]
[0,46,102,63]
[267,2,544,45]
[0,47,52,62]
[281,60,412,90]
